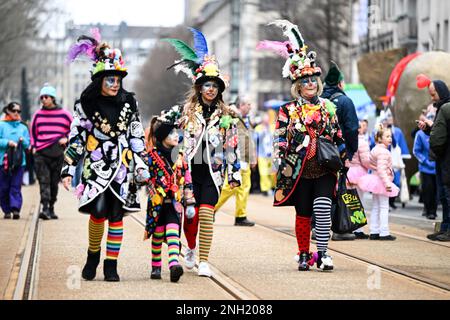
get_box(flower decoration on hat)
[163,27,227,92]
[256,20,321,82]
[157,105,182,127]
[67,28,128,80]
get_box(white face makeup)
[201,81,219,103]
[101,76,121,96]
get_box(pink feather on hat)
[416,74,431,89]
[256,40,290,59]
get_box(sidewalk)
[0,185,38,299]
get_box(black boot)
[81,250,101,280]
[104,259,120,282]
[170,264,184,283]
[12,210,20,220]
[4,212,11,219]
[150,267,162,280]
[48,203,58,219]
[298,252,311,271]
[234,217,255,226]
[39,203,51,220]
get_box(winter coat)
[349,134,371,170]
[429,102,450,185]
[369,144,395,187]
[61,97,148,213]
[321,85,359,160]
[273,98,346,206]
[181,104,242,197]
[144,147,195,238]
[0,120,30,168]
[413,130,436,175]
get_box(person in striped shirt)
[30,83,72,220]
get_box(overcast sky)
[46,0,185,36]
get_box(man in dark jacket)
[318,62,359,241]
[418,79,450,241]
[321,62,359,161]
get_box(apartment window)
[259,0,278,12]
[437,23,441,50]
[444,20,449,52]
[258,57,284,80]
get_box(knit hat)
[154,105,182,142]
[40,83,57,98]
[324,61,344,86]
[67,28,128,80]
[257,20,321,82]
[163,28,227,92]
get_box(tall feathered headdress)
[256,20,321,82]
[163,28,227,92]
[67,28,128,80]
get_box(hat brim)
[91,69,128,81]
[195,76,226,93]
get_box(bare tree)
[266,0,352,76]
[0,0,48,103]
[135,25,193,124]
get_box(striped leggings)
[294,174,335,253]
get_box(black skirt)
[80,188,125,222]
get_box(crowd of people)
[1,20,450,284]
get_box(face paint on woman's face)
[201,81,219,102]
[101,76,121,96]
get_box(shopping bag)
[399,168,410,203]
[331,172,367,233]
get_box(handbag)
[4,141,23,173]
[331,172,367,234]
[317,135,343,172]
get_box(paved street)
[1,184,449,300]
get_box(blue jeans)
[436,162,450,232]
[0,167,25,213]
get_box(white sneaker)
[184,248,196,269]
[198,262,213,277]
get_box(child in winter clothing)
[143,106,196,283]
[347,121,372,239]
[359,125,399,240]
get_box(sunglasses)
[10,109,21,114]
[40,95,52,100]
[300,77,318,86]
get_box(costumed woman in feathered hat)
[258,20,348,271]
[164,28,241,277]
[61,29,150,282]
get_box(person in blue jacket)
[413,112,437,220]
[0,102,31,219]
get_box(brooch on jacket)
[92,103,132,138]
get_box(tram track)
[9,203,41,300]
[129,213,262,300]
[218,208,450,294]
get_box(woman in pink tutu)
[358,124,399,240]
[347,121,372,239]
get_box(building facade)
[27,22,169,115]
[188,0,359,108]
[364,0,450,53]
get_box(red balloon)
[416,74,431,89]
